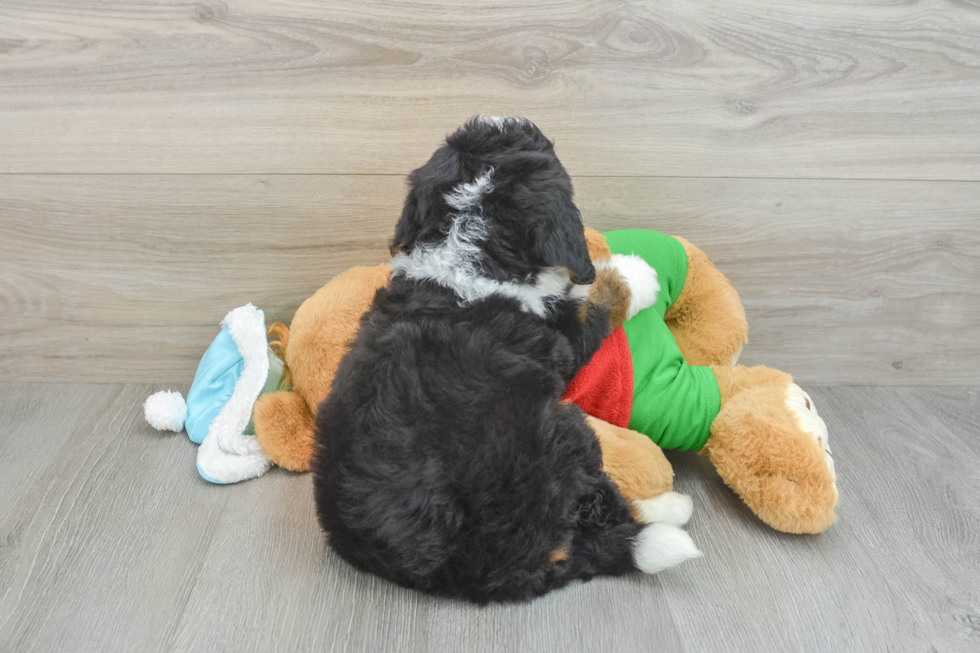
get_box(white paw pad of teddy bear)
[786,383,837,500]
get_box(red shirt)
[562,326,633,428]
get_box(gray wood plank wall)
[1,0,978,384]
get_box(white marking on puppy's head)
[390,169,577,317]
[474,115,528,130]
[444,169,495,211]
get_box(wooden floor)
[0,383,977,653]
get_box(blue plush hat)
[185,326,247,444]
[144,304,284,484]
[184,326,286,443]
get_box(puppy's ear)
[538,203,596,284]
[391,144,463,256]
[390,191,418,256]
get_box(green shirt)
[602,230,721,451]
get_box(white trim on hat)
[196,303,274,484]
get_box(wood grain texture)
[1,174,976,384]
[1,384,977,652]
[813,386,980,649]
[1,0,980,177]
[0,384,236,653]
[0,174,399,384]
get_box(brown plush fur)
[665,237,748,368]
[578,265,630,329]
[287,264,392,414]
[587,416,674,520]
[704,365,838,534]
[253,264,390,471]
[584,227,612,261]
[254,391,317,472]
[712,364,794,405]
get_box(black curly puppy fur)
[314,117,662,603]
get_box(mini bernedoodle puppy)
[313,116,700,603]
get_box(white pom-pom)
[144,390,187,432]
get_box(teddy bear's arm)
[254,391,317,472]
[664,237,747,368]
[547,274,627,379]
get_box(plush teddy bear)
[251,228,838,535]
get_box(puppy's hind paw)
[606,254,659,319]
[633,523,701,574]
[634,491,694,526]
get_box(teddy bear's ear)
[584,228,611,261]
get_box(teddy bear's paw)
[602,254,660,319]
[786,384,838,501]
[634,491,693,526]
[632,522,701,574]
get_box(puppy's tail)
[550,484,701,589]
